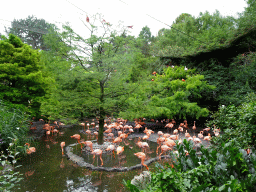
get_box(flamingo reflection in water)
[60,158,65,168]
[25,170,35,178]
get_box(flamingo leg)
[142,162,149,170]
[112,150,115,158]
[141,159,149,170]
[100,154,103,166]
[92,154,95,165]
[156,145,160,154]
[77,140,83,149]
[159,151,163,160]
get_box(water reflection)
[72,138,158,169]
[13,125,172,192]
[12,126,134,191]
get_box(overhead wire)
[1,0,207,46]
[64,0,88,16]
[117,0,206,44]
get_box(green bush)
[0,100,29,191]
[0,100,30,152]
[125,140,256,191]
[120,66,215,120]
[207,93,256,148]
[0,140,23,192]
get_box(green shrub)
[0,141,23,192]
[120,66,215,120]
[0,100,30,152]
[207,93,256,148]
[125,140,256,191]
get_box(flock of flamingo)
[25,117,220,171]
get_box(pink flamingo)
[80,123,85,131]
[113,137,122,145]
[198,131,204,138]
[116,146,124,166]
[60,142,65,156]
[159,145,172,159]
[25,143,36,155]
[91,149,103,166]
[70,134,83,149]
[156,137,165,154]
[134,152,149,170]
[81,141,93,151]
[85,129,91,140]
[106,144,115,158]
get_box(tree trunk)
[98,107,104,144]
[98,81,105,144]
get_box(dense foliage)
[151,10,237,57]
[125,140,256,191]
[120,66,215,120]
[0,100,30,191]
[206,93,256,149]
[1,0,256,191]
[41,14,154,143]
[194,43,256,108]
[0,34,53,117]
[0,100,30,152]
[0,144,23,192]
[39,52,93,123]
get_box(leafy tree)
[237,0,256,33]
[137,26,154,56]
[174,13,193,24]
[151,13,198,57]
[5,15,56,50]
[0,34,53,117]
[138,26,152,42]
[151,11,237,57]
[43,14,145,143]
[120,66,215,120]
[189,10,237,52]
[40,51,98,123]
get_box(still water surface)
[14,125,164,192]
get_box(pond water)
[13,125,168,192]
[72,137,158,168]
